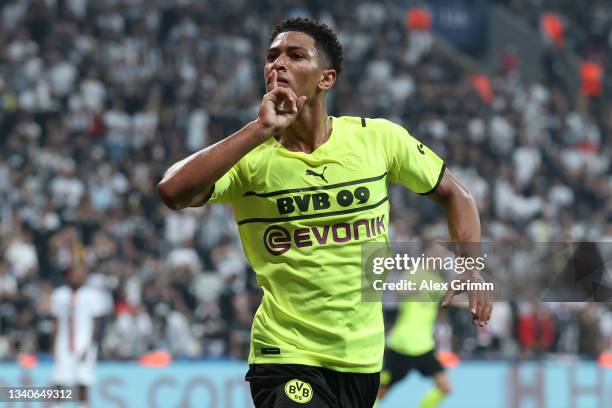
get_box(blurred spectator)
[4,225,38,280]
[577,304,602,357]
[518,303,555,357]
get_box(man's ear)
[318,69,337,91]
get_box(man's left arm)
[380,119,492,325]
[78,316,104,362]
[92,316,104,347]
[426,169,493,327]
[80,289,110,361]
[50,316,58,357]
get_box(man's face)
[67,266,87,288]
[265,31,330,98]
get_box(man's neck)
[277,97,331,154]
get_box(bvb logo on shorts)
[284,379,313,403]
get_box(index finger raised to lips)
[268,70,278,91]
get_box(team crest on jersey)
[284,379,313,403]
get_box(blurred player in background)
[51,265,111,408]
[377,266,451,408]
[158,17,489,408]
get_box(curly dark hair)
[268,18,343,78]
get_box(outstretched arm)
[426,169,492,327]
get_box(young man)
[51,265,111,408]
[158,18,491,408]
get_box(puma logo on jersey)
[306,166,328,183]
[417,143,425,155]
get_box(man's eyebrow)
[267,46,311,53]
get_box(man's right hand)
[257,70,307,136]
[158,71,307,210]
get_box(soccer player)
[377,267,451,408]
[158,18,491,408]
[51,265,110,408]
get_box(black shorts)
[380,348,444,387]
[245,364,379,408]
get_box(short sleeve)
[381,120,445,195]
[91,289,113,317]
[208,163,245,204]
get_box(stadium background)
[0,0,610,407]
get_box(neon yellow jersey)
[208,116,445,373]
[388,269,443,356]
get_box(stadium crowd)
[0,0,610,362]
